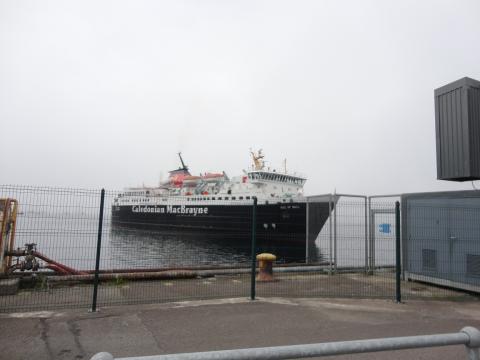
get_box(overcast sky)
[1,0,479,195]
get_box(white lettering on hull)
[132,205,209,216]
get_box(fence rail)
[90,327,480,360]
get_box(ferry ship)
[111,150,332,261]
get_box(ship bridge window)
[225,197,229,200]
[232,197,236,200]
[239,196,243,200]
[246,196,250,200]
[218,197,222,200]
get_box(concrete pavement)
[1,297,480,360]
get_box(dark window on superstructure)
[239,196,243,200]
[225,197,229,200]
[228,190,232,194]
[212,197,215,200]
[218,197,222,200]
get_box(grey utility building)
[401,190,480,293]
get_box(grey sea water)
[11,210,396,271]
[3,187,396,272]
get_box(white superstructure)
[113,150,307,206]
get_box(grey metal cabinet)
[402,192,480,292]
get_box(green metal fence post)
[395,201,401,303]
[250,197,257,300]
[91,189,105,312]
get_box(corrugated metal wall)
[469,86,480,177]
[435,77,480,181]
[402,190,480,293]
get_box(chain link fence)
[0,185,477,313]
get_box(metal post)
[368,198,375,274]
[395,201,401,303]
[364,197,368,273]
[91,189,105,312]
[250,197,257,301]
[305,199,309,264]
[333,194,337,272]
[370,210,376,273]
[328,194,333,273]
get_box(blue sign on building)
[379,223,391,234]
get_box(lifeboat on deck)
[201,173,224,183]
[183,175,202,187]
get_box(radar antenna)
[250,149,265,170]
[178,152,189,171]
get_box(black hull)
[111,202,332,262]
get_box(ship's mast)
[178,152,189,171]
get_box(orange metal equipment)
[0,198,18,275]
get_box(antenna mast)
[178,152,189,171]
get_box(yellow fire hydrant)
[256,253,277,282]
